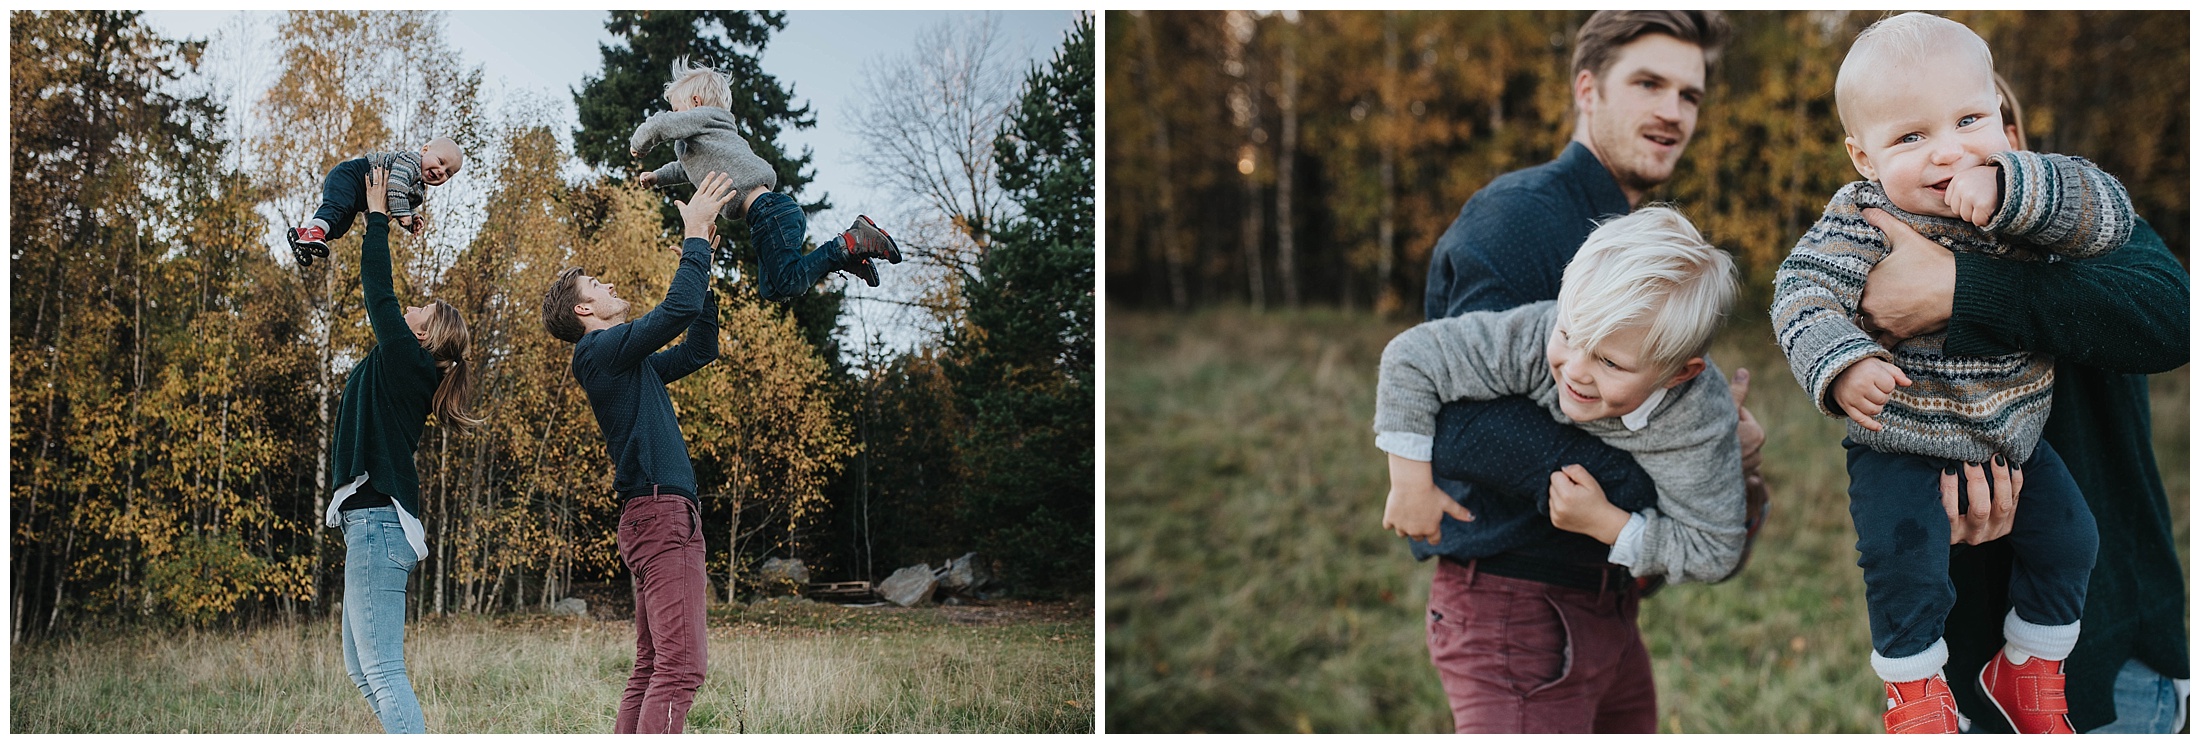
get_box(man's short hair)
[1835,13,1993,136]
[541,267,589,344]
[1572,10,1732,83]
[1555,205,1738,375]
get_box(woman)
[325,166,483,733]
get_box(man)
[1414,11,1762,733]
[541,171,739,734]
[1857,102,2189,730]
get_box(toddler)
[1771,12,2131,734]
[287,138,463,267]
[1376,206,1747,587]
[630,57,902,299]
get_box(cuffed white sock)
[309,218,330,233]
[1871,637,1950,683]
[2002,610,2080,663]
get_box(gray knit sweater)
[630,107,779,221]
[1771,150,2133,463]
[362,150,430,219]
[1373,301,1746,584]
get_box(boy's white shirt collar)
[1619,386,1668,431]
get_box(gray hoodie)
[630,107,778,221]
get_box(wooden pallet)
[804,581,878,602]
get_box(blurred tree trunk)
[1275,13,1301,309]
[1132,11,1190,311]
[1374,12,1400,314]
[1228,11,1266,310]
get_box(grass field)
[12,598,1093,734]
[1104,307,2188,733]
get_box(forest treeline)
[10,10,1094,638]
[1105,10,2188,314]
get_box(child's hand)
[1548,465,1629,544]
[1382,455,1473,545]
[638,171,658,187]
[1832,357,1911,431]
[363,167,390,215]
[629,148,641,159]
[399,212,428,235]
[1944,164,2001,227]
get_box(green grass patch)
[1104,307,2186,733]
[13,599,1093,733]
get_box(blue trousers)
[313,157,374,241]
[1844,439,2096,660]
[746,191,849,302]
[341,505,426,733]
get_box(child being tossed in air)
[287,137,464,267]
[1376,206,1748,590]
[631,57,902,299]
[1772,12,2132,735]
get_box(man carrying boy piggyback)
[1400,11,1769,733]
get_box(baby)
[286,138,463,267]
[630,57,902,300]
[1376,206,1746,587]
[1771,12,2132,734]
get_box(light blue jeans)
[341,506,425,734]
[2085,659,2188,734]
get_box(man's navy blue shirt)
[1414,141,1661,567]
[572,238,721,503]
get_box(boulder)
[551,597,588,617]
[879,563,939,607]
[759,558,810,595]
[940,552,990,593]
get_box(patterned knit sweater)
[361,150,432,219]
[1771,150,2133,462]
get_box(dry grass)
[1104,306,2187,733]
[12,598,1093,734]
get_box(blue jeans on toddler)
[1845,438,2097,674]
[341,505,426,734]
[747,190,850,302]
[312,157,375,242]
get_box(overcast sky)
[138,9,1084,358]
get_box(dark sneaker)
[844,257,880,287]
[842,215,903,264]
[287,225,329,267]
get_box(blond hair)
[664,56,732,110]
[417,299,484,429]
[1836,12,1994,136]
[1555,206,1737,375]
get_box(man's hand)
[1832,357,1911,432]
[1944,164,2001,228]
[1945,456,2023,545]
[1383,455,1473,545]
[1857,208,1956,344]
[1548,465,1629,544]
[675,171,738,242]
[639,171,658,188]
[1729,367,1770,530]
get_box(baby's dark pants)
[313,157,373,240]
[747,191,850,302]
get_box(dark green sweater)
[1941,218,2189,732]
[325,213,442,540]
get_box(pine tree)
[947,14,1095,595]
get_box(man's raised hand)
[676,171,739,242]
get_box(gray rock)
[941,552,989,592]
[551,597,587,616]
[879,563,938,607]
[759,558,809,595]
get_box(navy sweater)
[572,238,721,502]
[1414,142,1659,567]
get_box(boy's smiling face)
[1841,48,2007,219]
[419,141,463,186]
[1545,320,1703,422]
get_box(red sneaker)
[1884,675,1964,734]
[1978,650,2075,734]
[287,224,329,267]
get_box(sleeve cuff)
[1606,513,1648,567]
[1375,432,1432,461]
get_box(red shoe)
[287,224,329,267]
[1884,675,1964,734]
[1978,650,2075,733]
